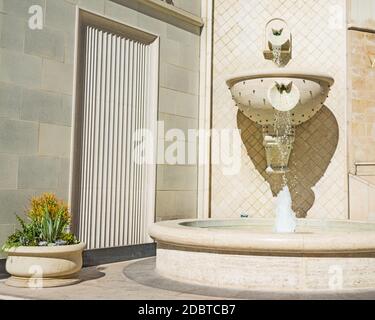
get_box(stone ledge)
[150,218,375,255]
[110,0,204,33]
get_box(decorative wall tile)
[211,0,348,220]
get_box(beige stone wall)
[350,0,375,29]
[349,175,375,221]
[172,0,201,16]
[0,0,76,255]
[347,1,375,220]
[211,0,348,219]
[348,30,375,172]
[0,0,200,252]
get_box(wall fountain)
[149,19,375,292]
[227,71,333,173]
[227,18,333,174]
[263,18,292,66]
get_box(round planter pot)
[4,243,86,288]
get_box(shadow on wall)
[237,106,339,218]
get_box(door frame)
[69,8,159,245]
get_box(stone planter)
[4,243,86,288]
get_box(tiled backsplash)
[211,0,348,219]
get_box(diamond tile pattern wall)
[211,0,348,219]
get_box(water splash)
[274,186,296,233]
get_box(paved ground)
[0,258,220,300]
[0,258,375,300]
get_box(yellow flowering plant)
[28,193,71,225]
[2,193,78,249]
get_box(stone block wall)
[0,0,201,252]
[348,30,375,172]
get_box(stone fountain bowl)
[226,70,334,126]
[149,218,375,292]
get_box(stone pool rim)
[149,218,375,256]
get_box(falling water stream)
[273,110,293,184]
[273,103,297,233]
[272,45,282,67]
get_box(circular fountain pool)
[149,219,375,291]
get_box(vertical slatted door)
[78,25,157,249]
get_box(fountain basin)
[227,70,334,172]
[227,70,334,125]
[149,219,375,291]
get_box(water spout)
[274,186,296,233]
